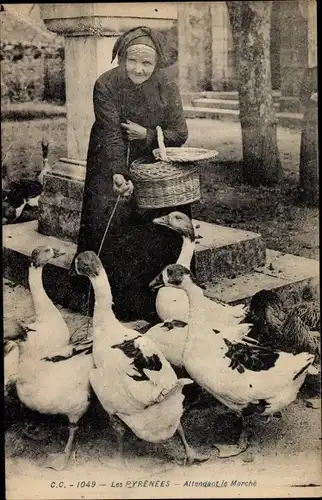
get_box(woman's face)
[125,45,157,85]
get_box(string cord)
[80,142,131,338]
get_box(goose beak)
[153,215,170,229]
[149,271,165,290]
[52,248,66,259]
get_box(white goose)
[20,246,70,352]
[145,212,252,368]
[153,211,247,325]
[4,339,20,397]
[150,264,317,455]
[74,251,209,465]
[15,246,94,470]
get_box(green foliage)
[0,42,64,61]
[1,42,65,103]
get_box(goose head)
[74,251,103,278]
[247,289,285,327]
[149,263,205,292]
[153,211,195,241]
[30,246,65,268]
[74,251,113,305]
[41,139,49,160]
[36,139,50,185]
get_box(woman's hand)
[113,174,134,198]
[121,120,147,141]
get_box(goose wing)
[217,339,316,400]
[286,301,320,331]
[204,296,248,326]
[145,320,188,367]
[223,338,280,374]
[106,334,179,411]
[41,336,93,362]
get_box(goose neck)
[177,236,195,268]
[90,272,120,343]
[42,158,50,171]
[28,265,53,317]
[182,283,208,356]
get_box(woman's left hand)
[121,120,147,141]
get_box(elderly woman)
[72,27,190,322]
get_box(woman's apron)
[71,132,193,323]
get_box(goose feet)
[177,423,210,465]
[98,415,129,469]
[45,451,71,471]
[183,448,210,466]
[214,427,249,458]
[45,422,78,470]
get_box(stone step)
[184,106,303,129]
[182,90,282,104]
[200,91,241,101]
[3,243,318,337]
[4,251,319,341]
[204,249,319,308]
[2,219,266,300]
[184,106,240,122]
[193,98,280,111]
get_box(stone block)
[3,223,319,315]
[38,163,85,242]
[38,199,81,244]
[193,219,266,281]
[204,249,319,307]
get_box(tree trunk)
[227,1,282,186]
[298,66,318,205]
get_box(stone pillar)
[210,2,230,91]
[177,3,212,96]
[38,3,177,243]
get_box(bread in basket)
[129,126,218,209]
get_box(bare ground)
[4,279,321,499]
[2,116,320,498]
[1,117,319,260]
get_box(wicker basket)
[129,158,200,209]
[128,127,217,209]
[153,146,219,163]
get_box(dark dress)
[72,65,191,323]
[299,66,318,204]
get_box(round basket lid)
[153,147,219,163]
[130,158,198,181]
